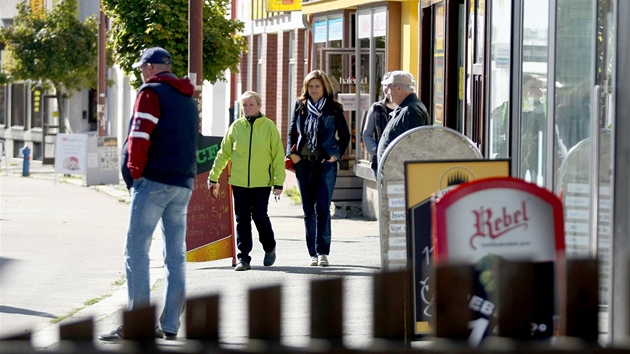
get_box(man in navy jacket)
[101,47,198,341]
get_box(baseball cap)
[132,47,173,69]
[381,70,416,88]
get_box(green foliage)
[0,0,99,92]
[102,0,247,89]
[283,186,302,205]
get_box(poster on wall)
[313,18,327,43]
[328,17,343,41]
[55,134,87,175]
[85,136,119,186]
[98,137,118,171]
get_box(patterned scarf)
[305,97,326,152]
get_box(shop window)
[13,139,24,158]
[355,8,388,168]
[88,89,97,125]
[487,0,512,159]
[519,0,550,185]
[32,141,42,161]
[11,83,27,128]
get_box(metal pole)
[97,8,107,137]
[611,0,630,344]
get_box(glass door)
[432,3,445,126]
[320,48,385,160]
[553,0,616,343]
[321,50,356,159]
[486,0,622,343]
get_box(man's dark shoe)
[263,247,276,266]
[155,326,177,340]
[235,261,251,271]
[99,326,123,341]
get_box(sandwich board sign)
[432,177,565,345]
[405,159,510,337]
[378,126,483,272]
[186,134,235,263]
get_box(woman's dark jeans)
[232,186,276,264]
[294,159,337,257]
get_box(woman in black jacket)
[287,70,350,267]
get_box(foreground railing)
[1,259,627,353]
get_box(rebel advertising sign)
[432,177,565,345]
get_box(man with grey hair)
[376,70,430,164]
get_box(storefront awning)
[301,0,401,15]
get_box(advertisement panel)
[55,134,87,175]
[432,177,565,345]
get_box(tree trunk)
[56,89,66,134]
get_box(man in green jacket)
[207,91,285,271]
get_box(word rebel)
[469,200,530,249]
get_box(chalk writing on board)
[186,135,234,256]
[186,171,232,251]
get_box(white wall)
[201,76,231,137]
[109,65,134,148]
[0,0,19,24]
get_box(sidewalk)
[0,159,382,351]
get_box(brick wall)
[251,35,259,93]
[237,29,309,152]
[276,31,290,149]
[261,33,277,124]
[296,29,307,97]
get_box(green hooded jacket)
[208,114,286,189]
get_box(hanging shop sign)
[266,0,301,12]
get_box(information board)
[186,135,235,263]
[85,136,120,186]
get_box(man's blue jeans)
[294,160,337,257]
[124,178,192,335]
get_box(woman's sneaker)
[309,257,318,266]
[318,255,329,267]
[235,261,251,271]
[263,247,276,266]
